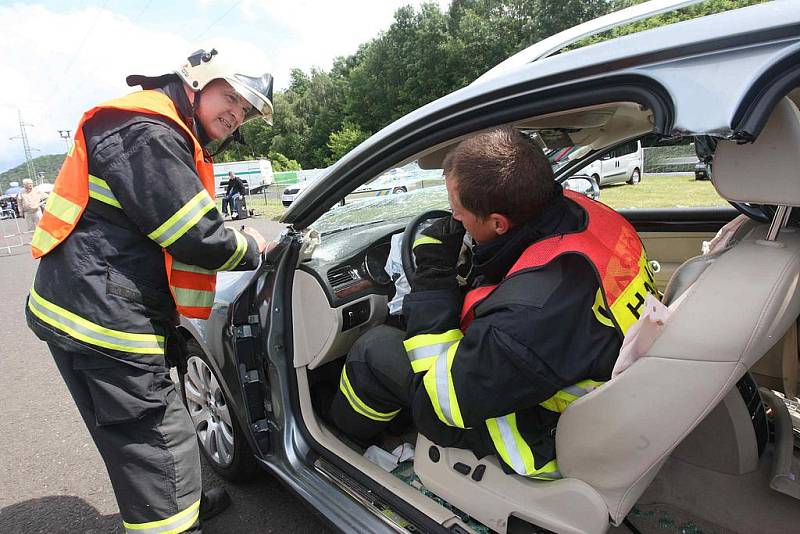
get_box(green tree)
[325,123,371,165]
[268,151,301,172]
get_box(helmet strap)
[189,90,213,147]
[208,129,246,158]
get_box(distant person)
[221,170,246,218]
[17,179,42,232]
[25,48,273,533]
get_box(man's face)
[24,183,32,191]
[446,174,497,244]
[195,79,253,141]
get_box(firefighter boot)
[199,487,232,522]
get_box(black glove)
[411,216,466,291]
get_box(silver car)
[180,2,800,532]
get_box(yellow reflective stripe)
[88,174,122,208]
[123,499,200,534]
[339,366,400,422]
[608,250,656,334]
[216,230,248,271]
[28,286,164,355]
[148,191,215,248]
[31,227,59,253]
[404,330,463,374]
[412,236,442,249]
[591,287,615,329]
[486,414,561,479]
[45,192,82,224]
[171,261,215,275]
[171,286,214,308]
[540,379,605,413]
[423,341,466,428]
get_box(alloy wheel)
[184,356,235,467]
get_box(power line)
[49,0,111,104]
[193,0,242,41]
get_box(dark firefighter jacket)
[402,189,650,478]
[225,175,246,196]
[26,81,260,370]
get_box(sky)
[0,0,451,175]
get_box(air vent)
[327,266,359,287]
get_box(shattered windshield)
[311,163,448,235]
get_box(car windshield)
[311,162,448,235]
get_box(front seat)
[413,97,800,534]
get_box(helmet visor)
[229,73,274,124]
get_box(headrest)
[713,97,800,206]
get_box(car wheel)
[181,340,258,481]
[392,186,407,194]
[627,168,641,185]
[591,174,601,187]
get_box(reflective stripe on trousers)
[339,365,400,422]
[123,500,200,534]
[539,378,605,413]
[486,413,561,479]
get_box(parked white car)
[583,139,643,186]
[281,182,311,207]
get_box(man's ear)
[489,213,514,236]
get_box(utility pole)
[9,110,37,184]
[57,129,72,152]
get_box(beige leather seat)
[413,97,800,534]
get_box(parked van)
[583,140,643,186]
[213,159,274,196]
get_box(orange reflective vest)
[31,90,218,319]
[461,190,657,336]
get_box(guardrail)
[1,210,25,254]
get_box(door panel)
[622,206,739,291]
[638,231,716,291]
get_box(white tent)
[35,183,54,194]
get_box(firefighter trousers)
[49,343,203,534]
[329,325,490,454]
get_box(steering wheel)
[401,209,452,281]
[730,202,775,224]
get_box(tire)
[591,174,601,188]
[627,168,641,185]
[392,187,407,194]
[180,340,258,482]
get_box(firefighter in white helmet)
[26,49,273,533]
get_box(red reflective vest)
[461,190,656,336]
[31,90,217,319]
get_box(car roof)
[284,1,800,227]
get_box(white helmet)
[177,48,274,125]
[128,48,274,126]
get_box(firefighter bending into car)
[25,49,273,532]
[329,127,657,479]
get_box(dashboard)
[299,221,406,306]
[291,221,407,369]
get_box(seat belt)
[781,318,799,399]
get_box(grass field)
[220,173,725,223]
[216,193,285,221]
[598,174,726,209]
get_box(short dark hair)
[443,126,556,225]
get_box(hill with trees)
[1,154,65,192]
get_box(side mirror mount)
[561,176,600,200]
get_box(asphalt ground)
[0,216,332,533]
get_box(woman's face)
[195,79,253,141]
